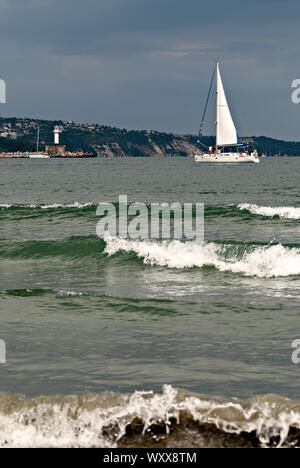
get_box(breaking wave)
[0,234,299,278]
[104,237,300,278]
[238,203,300,220]
[1,202,299,224]
[1,385,300,448]
[0,202,95,210]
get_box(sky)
[0,0,300,140]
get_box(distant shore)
[0,151,97,159]
[1,116,300,157]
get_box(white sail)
[216,62,238,147]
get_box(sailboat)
[195,61,259,163]
[28,127,50,158]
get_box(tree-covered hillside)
[0,117,299,156]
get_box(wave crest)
[104,237,300,278]
[0,202,95,210]
[238,203,300,219]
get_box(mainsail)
[216,62,238,147]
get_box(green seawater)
[0,157,299,401]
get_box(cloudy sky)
[0,0,300,140]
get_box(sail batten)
[216,62,237,147]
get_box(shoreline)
[0,153,97,158]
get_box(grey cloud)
[0,0,300,139]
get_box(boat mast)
[215,60,219,152]
[197,63,216,149]
[36,127,40,153]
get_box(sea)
[0,156,299,448]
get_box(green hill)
[0,117,299,156]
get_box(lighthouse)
[53,126,62,145]
[45,126,66,156]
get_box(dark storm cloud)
[0,0,300,139]
[0,0,296,55]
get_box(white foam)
[0,202,94,209]
[238,203,300,219]
[57,290,84,297]
[1,385,300,447]
[40,202,94,209]
[104,237,300,278]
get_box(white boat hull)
[28,154,50,159]
[194,152,259,163]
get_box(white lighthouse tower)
[45,126,65,156]
[53,126,62,145]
